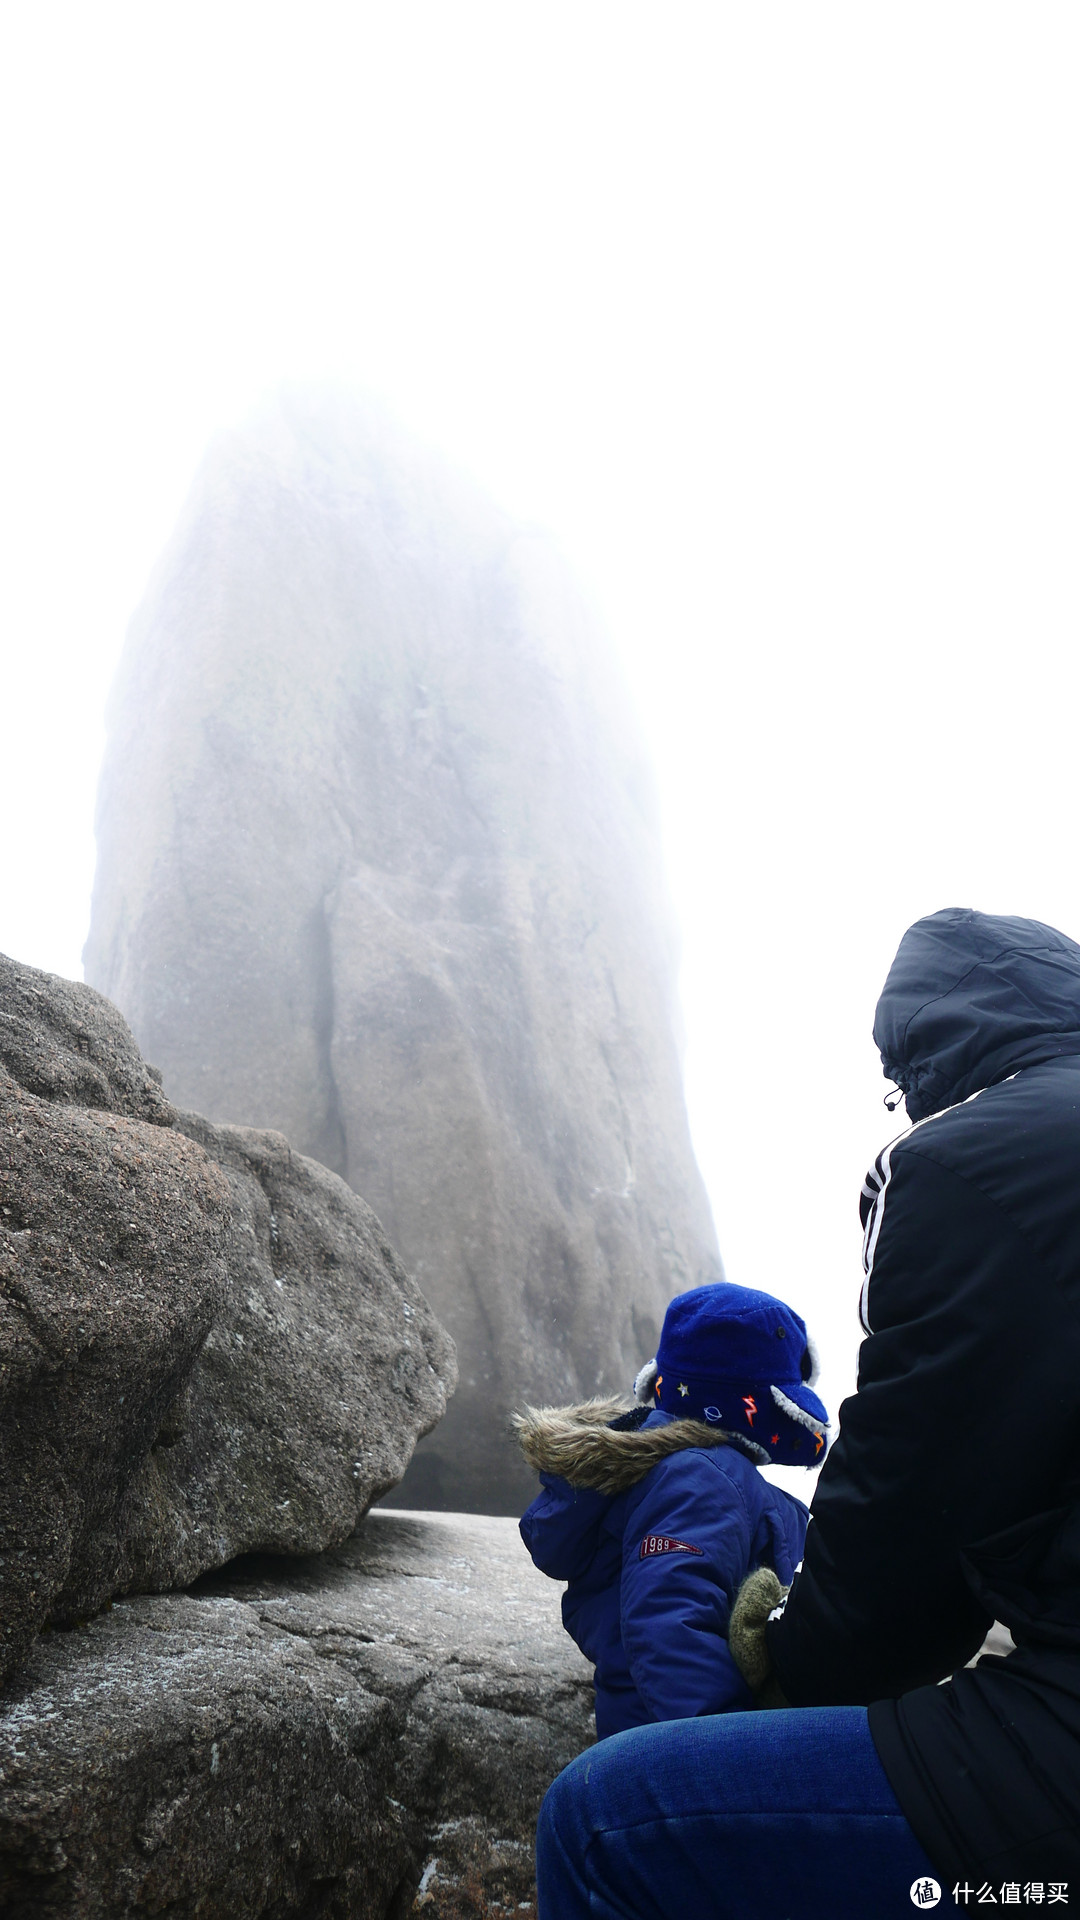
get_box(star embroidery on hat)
[677,1383,689,1397]
[770,1434,780,1447]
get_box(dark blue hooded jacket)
[767,909,1080,1884]
[519,1405,807,1738]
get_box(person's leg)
[537,1706,955,1920]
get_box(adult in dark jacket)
[536,909,1080,1918]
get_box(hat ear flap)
[771,1384,830,1449]
[634,1359,659,1406]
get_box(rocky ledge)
[0,1510,593,1918]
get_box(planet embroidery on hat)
[703,1406,722,1422]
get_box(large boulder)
[0,954,231,1684]
[85,386,722,1512]
[0,953,455,1679]
[123,1111,456,1591]
[0,1509,594,1919]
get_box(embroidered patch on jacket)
[639,1533,705,1560]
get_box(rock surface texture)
[0,956,230,1684]
[0,1510,593,1918]
[0,954,455,1681]
[85,386,722,1511]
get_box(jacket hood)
[512,1399,759,1496]
[875,909,1080,1122]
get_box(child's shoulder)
[635,1435,809,1517]
[628,1433,755,1504]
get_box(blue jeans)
[537,1706,958,1919]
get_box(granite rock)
[85,386,722,1511]
[0,1510,594,1918]
[0,956,231,1684]
[123,1112,457,1590]
[0,954,455,1676]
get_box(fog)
[3,3,1079,1472]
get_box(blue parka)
[519,1404,808,1738]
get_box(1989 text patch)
[639,1533,705,1560]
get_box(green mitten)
[729,1567,790,1707]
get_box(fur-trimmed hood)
[512,1397,759,1496]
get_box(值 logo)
[909,1879,941,1908]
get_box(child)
[515,1281,830,1739]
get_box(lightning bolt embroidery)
[742,1395,757,1428]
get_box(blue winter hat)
[636,1282,830,1468]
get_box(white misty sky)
[3,3,1079,1471]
